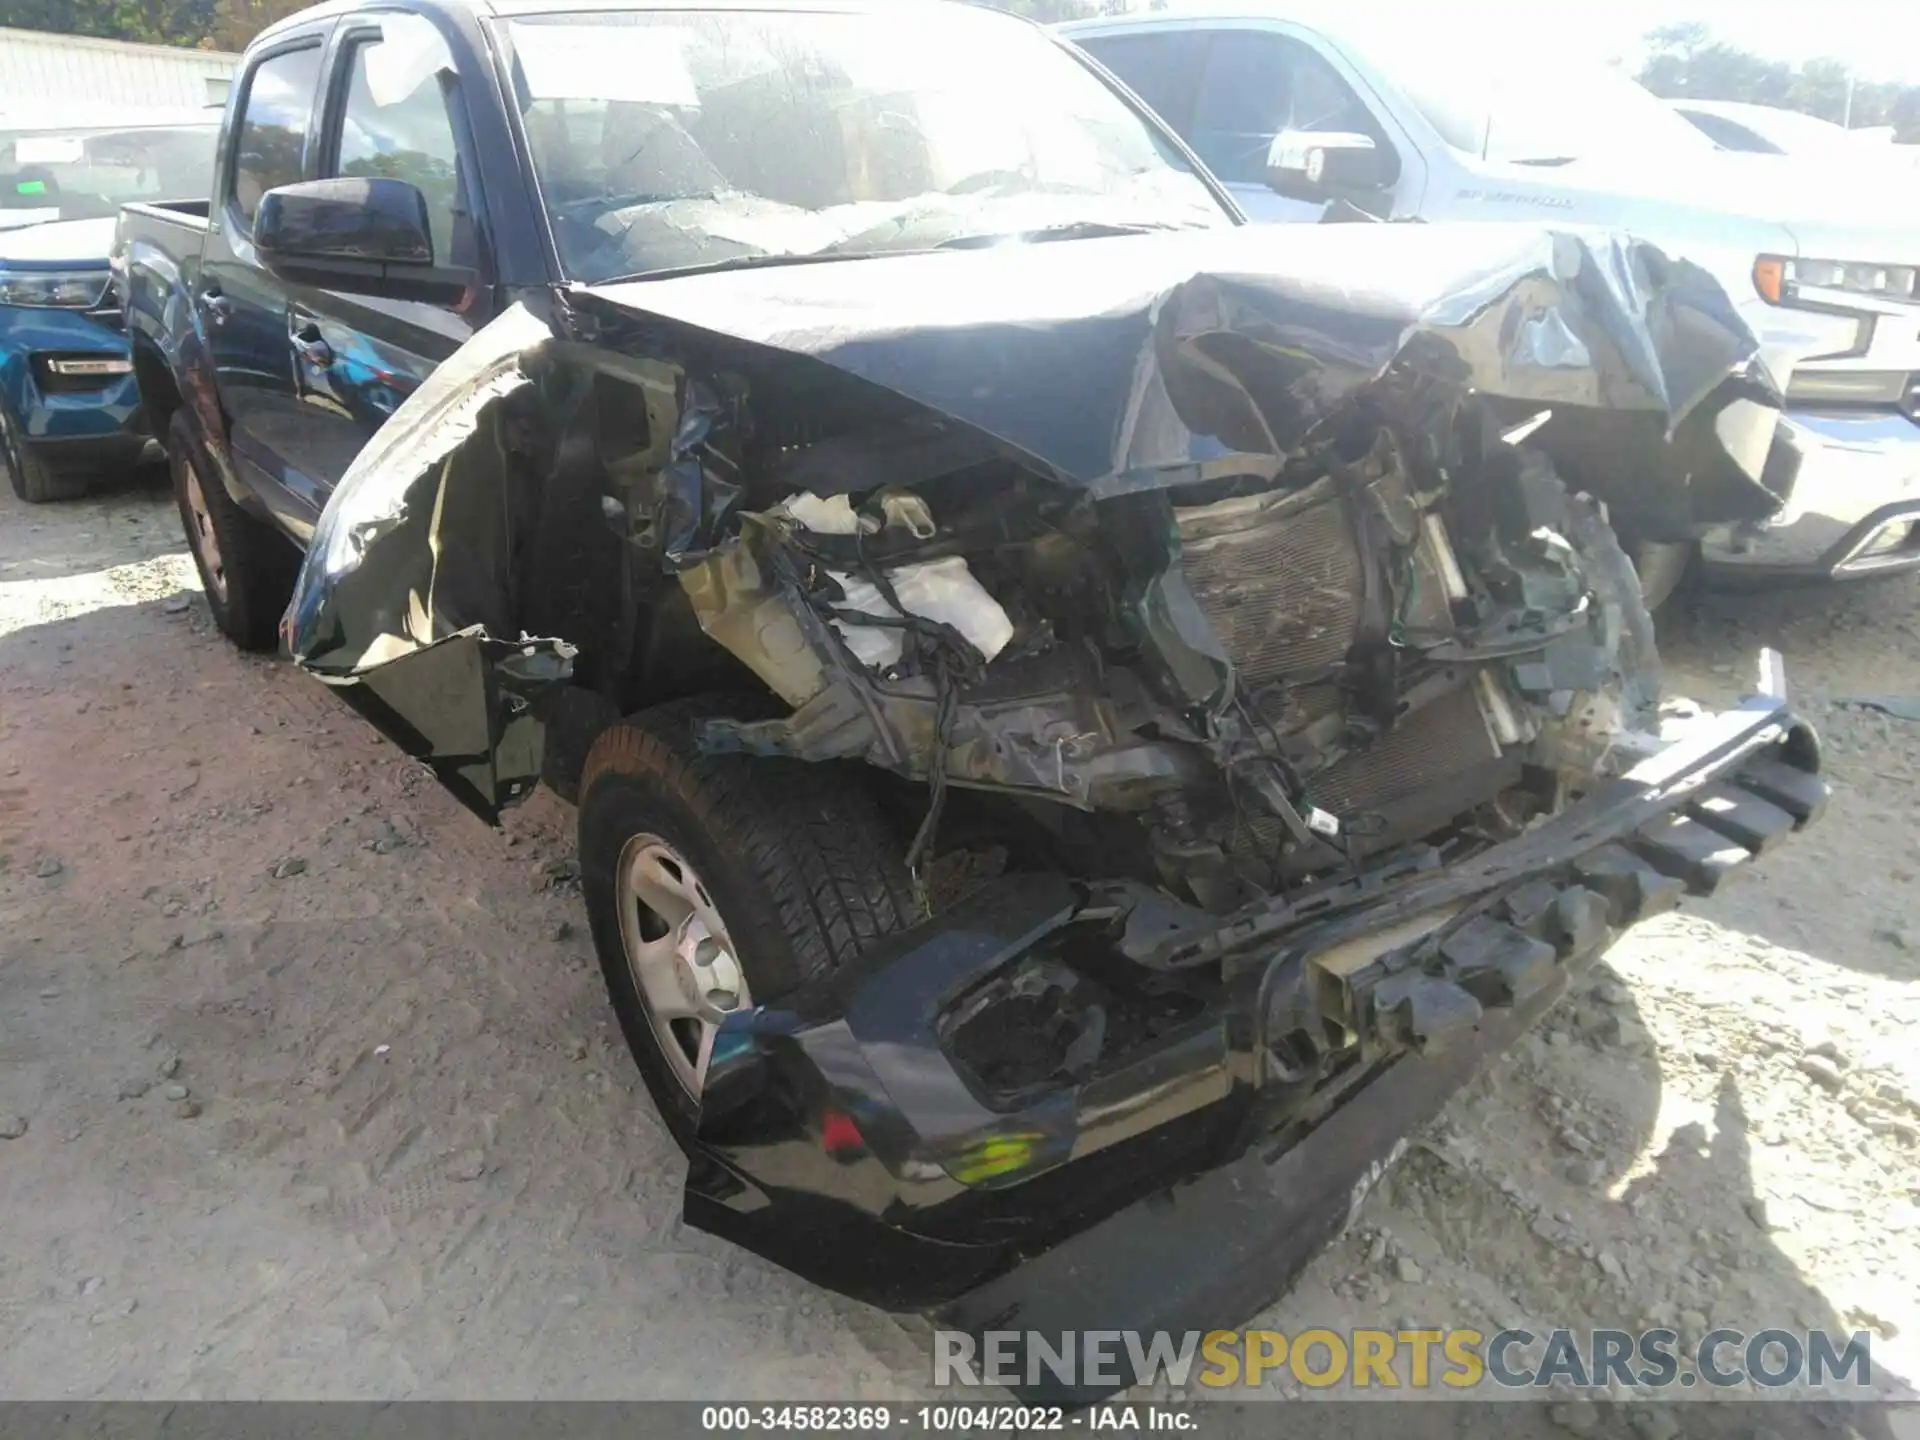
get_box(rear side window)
[1680,111,1777,153]
[331,17,466,265]
[232,46,323,228]
[1075,31,1206,134]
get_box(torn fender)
[329,627,573,823]
[283,303,575,822]
[285,303,553,680]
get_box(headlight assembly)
[1755,255,1918,308]
[0,268,112,309]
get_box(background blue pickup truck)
[0,108,216,502]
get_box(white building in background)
[0,26,239,112]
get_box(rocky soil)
[2,474,1917,1430]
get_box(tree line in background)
[2,0,1916,142]
[0,0,297,53]
[1639,22,1920,141]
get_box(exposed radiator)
[1306,685,1501,818]
[1175,481,1362,688]
[1176,481,1506,863]
[1230,685,1505,866]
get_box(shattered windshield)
[501,7,1228,282]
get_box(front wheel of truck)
[167,409,298,652]
[577,697,921,1144]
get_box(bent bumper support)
[680,662,1823,1398]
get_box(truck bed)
[116,199,213,392]
[120,198,211,238]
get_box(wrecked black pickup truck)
[141,0,1826,1398]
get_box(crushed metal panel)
[285,302,555,678]
[333,628,569,824]
[283,302,575,821]
[572,222,1783,512]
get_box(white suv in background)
[1059,6,1920,595]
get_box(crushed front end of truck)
[281,223,1825,1388]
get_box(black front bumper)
[681,667,1825,1384]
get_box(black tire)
[166,408,299,652]
[1,401,89,503]
[578,696,921,1142]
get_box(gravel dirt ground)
[3,472,1918,1428]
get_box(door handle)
[290,318,334,369]
[200,288,232,326]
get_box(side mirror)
[254,177,475,307]
[1266,130,1391,201]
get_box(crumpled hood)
[288,221,1785,699]
[575,221,1770,493]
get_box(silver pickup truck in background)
[1061,6,1920,600]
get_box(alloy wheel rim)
[180,457,228,601]
[614,833,749,1100]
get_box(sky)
[1337,1,1920,84]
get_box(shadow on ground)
[0,465,177,585]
